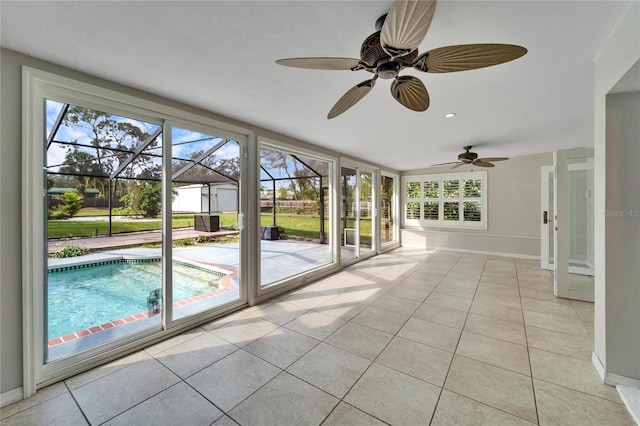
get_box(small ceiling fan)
[432,146,509,168]
[276,0,527,119]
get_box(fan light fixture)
[275,0,527,119]
[444,113,456,118]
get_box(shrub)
[52,245,88,258]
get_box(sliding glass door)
[170,124,242,321]
[259,142,334,289]
[36,90,246,376]
[340,163,376,263]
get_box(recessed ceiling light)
[444,113,456,118]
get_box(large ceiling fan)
[432,146,509,168]
[276,0,527,119]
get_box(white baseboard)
[417,245,541,260]
[592,352,606,382]
[0,386,23,408]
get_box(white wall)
[593,0,640,385]
[400,152,552,257]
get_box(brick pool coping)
[47,257,239,348]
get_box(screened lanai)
[46,101,329,244]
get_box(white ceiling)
[0,1,633,171]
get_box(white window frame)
[22,66,254,395]
[402,171,487,230]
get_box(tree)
[60,106,160,196]
[119,181,162,218]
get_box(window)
[402,171,487,229]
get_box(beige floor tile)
[398,317,461,352]
[376,336,453,386]
[520,286,570,304]
[284,310,347,340]
[243,327,319,369]
[433,282,476,299]
[473,292,522,310]
[521,297,581,318]
[412,303,468,329]
[65,349,151,390]
[186,349,280,412]
[464,313,527,345]
[1,382,68,419]
[327,285,389,305]
[405,271,446,284]
[246,299,309,325]
[570,299,595,322]
[386,283,432,302]
[470,300,524,324]
[322,402,387,426]
[439,275,479,288]
[344,363,440,425]
[287,343,371,398]
[534,379,635,425]
[443,270,482,282]
[281,288,340,309]
[107,382,222,426]
[526,325,592,360]
[210,316,279,347]
[523,310,589,336]
[154,331,237,378]
[212,415,240,425]
[201,309,252,331]
[0,393,87,426]
[325,322,393,360]
[144,326,207,356]
[350,305,409,334]
[71,357,180,425]
[444,355,537,423]
[456,331,530,375]
[431,390,536,426]
[229,372,338,425]
[313,301,367,321]
[370,294,421,316]
[480,275,519,287]
[476,281,521,298]
[529,348,621,402]
[425,292,472,312]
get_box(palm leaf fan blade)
[390,76,430,111]
[275,58,361,70]
[328,79,376,119]
[381,0,436,57]
[415,44,527,73]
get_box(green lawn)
[49,208,370,241]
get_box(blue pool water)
[47,261,221,339]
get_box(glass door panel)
[170,126,241,321]
[45,100,163,362]
[359,171,373,256]
[568,164,594,275]
[259,145,333,288]
[340,167,357,263]
[380,175,395,245]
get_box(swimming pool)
[47,260,222,339]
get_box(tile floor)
[1,248,635,425]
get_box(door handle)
[543,211,548,224]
